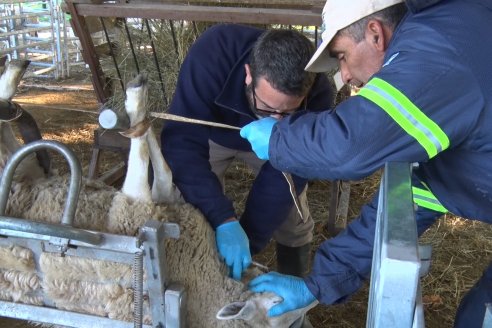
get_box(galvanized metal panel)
[367,162,423,328]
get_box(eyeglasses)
[251,81,306,118]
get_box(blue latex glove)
[239,117,277,160]
[216,220,252,280]
[249,272,316,317]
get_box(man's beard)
[245,83,264,120]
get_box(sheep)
[0,58,50,178]
[0,70,317,327]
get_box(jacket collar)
[215,47,256,118]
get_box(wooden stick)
[150,111,241,130]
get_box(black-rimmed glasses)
[251,81,306,118]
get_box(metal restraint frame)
[0,140,184,328]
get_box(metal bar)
[0,141,81,226]
[50,0,62,79]
[0,229,140,255]
[72,3,322,26]
[0,301,153,328]
[0,12,48,20]
[23,35,50,41]
[0,26,51,37]
[366,162,421,328]
[25,48,54,54]
[62,5,70,78]
[413,285,425,328]
[191,21,199,41]
[0,40,52,53]
[142,220,169,327]
[144,18,166,103]
[169,19,179,64]
[0,217,102,245]
[123,18,139,73]
[100,16,124,93]
[23,23,51,28]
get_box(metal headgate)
[0,140,184,328]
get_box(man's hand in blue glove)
[249,272,316,317]
[240,117,277,160]
[216,220,252,280]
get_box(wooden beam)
[73,3,322,26]
[69,0,325,8]
[66,1,111,104]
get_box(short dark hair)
[248,29,316,97]
[340,3,408,43]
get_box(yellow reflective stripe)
[412,187,448,213]
[358,77,450,158]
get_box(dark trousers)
[454,261,492,327]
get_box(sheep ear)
[216,300,257,321]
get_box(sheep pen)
[4,67,492,328]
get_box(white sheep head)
[217,291,318,328]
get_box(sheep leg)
[121,73,152,202]
[123,74,148,127]
[0,60,30,100]
[0,55,7,76]
[0,121,44,180]
[146,128,179,203]
[121,133,152,202]
[122,73,180,203]
[15,105,51,175]
[0,95,49,176]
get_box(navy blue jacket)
[160,24,335,252]
[267,0,492,303]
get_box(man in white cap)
[241,0,492,327]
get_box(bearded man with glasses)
[160,24,335,286]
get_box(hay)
[97,19,318,115]
[99,19,210,114]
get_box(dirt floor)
[1,69,492,328]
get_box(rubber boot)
[276,242,311,278]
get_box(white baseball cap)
[305,0,405,72]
